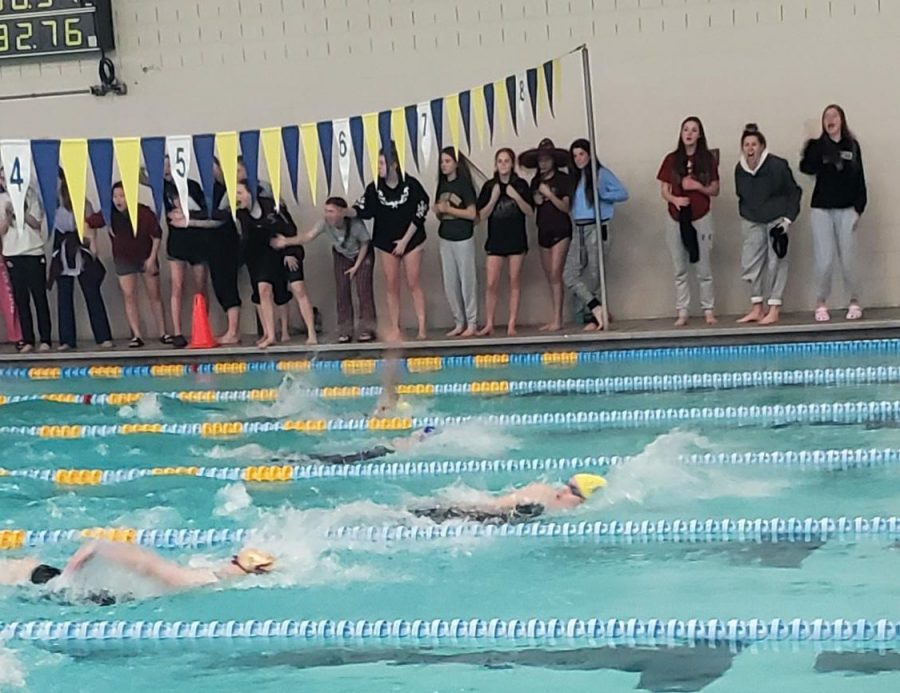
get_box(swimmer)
[304,425,438,465]
[1,543,275,597]
[372,353,406,417]
[411,473,607,525]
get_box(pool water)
[1,345,899,692]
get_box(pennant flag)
[59,139,88,239]
[553,58,562,110]
[0,140,34,234]
[542,60,555,117]
[87,139,113,225]
[31,139,60,233]
[260,127,282,208]
[281,125,300,203]
[299,123,319,204]
[114,137,141,232]
[526,68,539,125]
[362,112,379,182]
[333,118,353,193]
[445,93,460,154]
[391,107,406,173]
[471,87,486,150]
[239,130,260,202]
[429,98,444,153]
[504,76,517,135]
[484,82,497,142]
[317,121,334,194]
[377,110,392,171]
[215,131,239,217]
[349,116,365,185]
[417,102,434,171]
[140,136,166,218]
[459,91,473,152]
[516,71,529,130]
[404,105,419,171]
[165,135,193,222]
[192,133,216,215]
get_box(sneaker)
[337,335,352,344]
[38,343,51,353]
[357,332,375,343]
[16,342,32,353]
[99,341,114,349]
[58,344,73,352]
[171,335,188,349]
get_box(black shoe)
[337,335,352,344]
[171,335,188,349]
[129,337,145,349]
[160,334,174,346]
[358,332,375,343]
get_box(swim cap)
[232,549,276,575]
[568,474,607,500]
[422,425,437,435]
[30,564,62,585]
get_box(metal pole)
[0,88,93,102]
[579,44,610,330]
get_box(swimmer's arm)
[65,542,212,588]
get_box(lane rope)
[4,337,900,381]
[6,365,900,407]
[3,400,900,439]
[4,447,900,487]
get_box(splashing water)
[245,374,323,419]
[214,483,254,518]
[118,394,163,421]
[402,421,521,458]
[0,645,26,689]
[200,443,277,461]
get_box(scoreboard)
[0,0,114,61]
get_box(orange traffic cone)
[189,293,218,349]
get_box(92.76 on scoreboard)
[0,0,114,61]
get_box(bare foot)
[257,337,275,349]
[736,307,764,324]
[477,325,494,337]
[506,324,517,336]
[759,307,780,325]
[446,326,464,337]
[280,333,291,344]
[704,311,718,326]
[384,330,403,344]
[218,333,241,345]
[674,313,689,327]
[416,331,428,341]
[460,327,477,338]
[544,323,563,332]
[306,336,318,345]
[583,322,600,332]
[589,306,605,330]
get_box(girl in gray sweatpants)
[734,124,802,325]
[800,104,867,322]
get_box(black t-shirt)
[354,174,429,253]
[531,170,574,235]
[435,175,477,241]
[476,176,533,256]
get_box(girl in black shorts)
[235,181,317,348]
[475,148,534,336]
[520,139,574,332]
[350,142,429,341]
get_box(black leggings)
[6,255,52,346]
[208,228,242,311]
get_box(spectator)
[237,156,273,199]
[657,117,720,327]
[206,159,243,345]
[350,142,429,342]
[163,157,210,348]
[475,148,533,337]
[274,197,375,344]
[86,183,172,347]
[800,105,867,322]
[0,165,51,353]
[236,181,316,348]
[48,172,112,351]
[0,216,21,346]
[519,139,573,332]
[735,124,802,326]
[434,147,478,337]
[567,138,629,331]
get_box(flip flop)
[815,307,831,323]
[846,305,863,320]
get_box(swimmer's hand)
[64,541,100,574]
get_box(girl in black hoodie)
[800,105,867,322]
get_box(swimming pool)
[1,340,898,692]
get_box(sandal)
[129,337,145,349]
[357,332,375,343]
[846,304,863,321]
[160,334,174,346]
[814,306,831,323]
[337,335,352,344]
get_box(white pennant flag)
[516,71,529,130]
[417,102,434,171]
[165,135,192,222]
[333,118,352,194]
[0,140,34,234]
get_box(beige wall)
[2,0,898,338]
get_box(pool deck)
[2,307,899,365]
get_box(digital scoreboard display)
[0,0,114,61]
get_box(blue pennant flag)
[87,139,114,224]
[281,125,300,203]
[459,90,472,152]
[192,133,216,214]
[317,121,334,193]
[543,60,555,117]
[141,136,166,217]
[526,68,539,125]
[349,116,365,185]
[31,139,60,230]
[430,98,444,152]
[239,130,260,200]
[505,75,518,134]
[378,110,393,169]
[483,83,496,143]
[405,105,419,171]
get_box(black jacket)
[800,137,867,214]
[735,154,802,224]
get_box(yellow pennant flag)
[114,137,141,234]
[494,79,508,138]
[445,94,461,154]
[215,131,239,218]
[299,123,319,204]
[362,112,379,182]
[391,107,407,173]
[59,139,88,240]
[471,86,486,150]
[260,127,282,209]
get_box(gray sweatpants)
[440,237,478,329]
[741,219,789,306]
[810,208,860,304]
[666,213,715,312]
[564,223,604,320]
